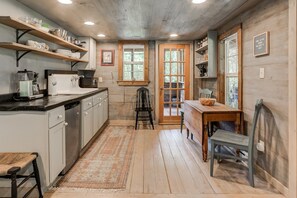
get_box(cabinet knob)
[88,102,92,105]
[85,112,88,115]
[64,122,68,126]
[76,112,80,115]
[57,115,63,119]
[99,103,102,106]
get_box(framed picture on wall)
[101,50,115,66]
[253,31,270,57]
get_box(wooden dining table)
[184,100,242,162]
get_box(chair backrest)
[136,87,152,110]
[199,88,213,98]
[248,99,264,156]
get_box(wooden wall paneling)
[288,0,297,197]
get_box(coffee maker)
[16,69,44,100]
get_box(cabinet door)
[98,102,104,129]
[82,107,93,147]
[93,103,100,135]
[49,122,66,183]
[103,98,108,123]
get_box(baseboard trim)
[255,164,288,197]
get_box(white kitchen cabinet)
[81,102,93,148]
[103,97,108,123]
[77,37,97,70]
[49,121,65,183]
[93,103,100,135]
[0,106,66,188]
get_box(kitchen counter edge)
[0,87,108,111]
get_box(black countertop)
[0,87,108,111]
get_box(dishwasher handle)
[65,101,80,110]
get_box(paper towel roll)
[48,75,58,96]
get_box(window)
[118,41,149,86]
[218,25,242,109]
[225,34,239,108]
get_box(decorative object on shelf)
[199,98,216,106]
[253,31,269,57]
[26,40,49,51]
[101,49,114,66]
[198,64,207,77]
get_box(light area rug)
[57,125,136,189]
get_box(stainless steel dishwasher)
[62,101,81,174]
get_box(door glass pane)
[178,63,184,75]
[178,49,184,62]
[164,89,170,103]
[171,90,177,102]
[164,76,170,88]
[171,63,177,75]
[171,49,177,61]
[171,105,178,116]
[226,77,238,108]
[164,63,170,75]
[165,49,170,61]
[171,76,177,83]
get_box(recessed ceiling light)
[97,34,106,38]
[192,0,206,4]
[57,0,73,4]
[84,21,95,26]
[170,34,178,37]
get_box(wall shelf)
[195,45,208,54]
[196,60,208,65]
[194,31,217,78]
[0,16,87,52]
[0,42,88,66]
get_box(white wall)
[0,0,74,94]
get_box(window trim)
[118,40,149,86]
[218,24,242,110]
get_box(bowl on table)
[199,98,216,106]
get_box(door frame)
[155,41,194,124]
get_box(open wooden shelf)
[0,42,88,63]
[196,60,208,65]
[195,44,208,54]
[0,16,87,52]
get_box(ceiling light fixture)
[57,0,73,4]
[84,21,95,26]
[97,34,106,38]
[192,0,207,4]
[170,34,178,37]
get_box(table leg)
[202,123,208,162]
[235,113,241,157]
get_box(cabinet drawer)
[48,106,65,128]
[102,91,108,99]
[93,93,102,105]
[82,97,93,111]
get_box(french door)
[159,44,190,124]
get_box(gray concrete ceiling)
[17,0,261,41]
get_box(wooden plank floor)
[45,125,284,198]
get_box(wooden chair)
[135,87,154,130]
[0,152,43,198]
[210,99,263,187]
